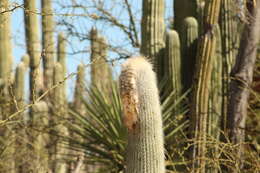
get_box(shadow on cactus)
[62,79,189,172]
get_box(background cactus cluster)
[0,0,260,173]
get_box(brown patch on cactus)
[119,62,139,131]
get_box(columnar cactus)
[163,30,182,103]
[207,25,222,173]
[0,0,13,122]
[57,33,66,79]
[24,0,41,102]
[181,17,199,92]
[0,0,13,85]
[141,0,165,80]
[21,54,30,69]
[90,27,112,93]
[57,33,67,101]
[219,0,238,132]
[119,56,165,173]
[173,0,197,33]
[190,0,221,172]
[73,64,85,113]
[42,0,55,91]
[11,62,26,173]
[14,62,26,110]
[53,63,68,173]
[31,101,49,173]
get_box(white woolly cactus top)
[119,56,165,173]
[120,56,154,131]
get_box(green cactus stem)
[141,0,165,80]
[57,32,67,102]
[90,27,112,93]
[57,33,66,79]
[73,64,85,114]
[53,63,68,173]
[181,17,199,93]
[24,0,41,102]
[163,30,182,103]
[14,62,26,110]
[31,101,49,173]
[21,54,30,69]
[120,56,165,173]
[0,0,13,85]
[173,0,197,33]
[42,0,55,91]
[190,0,221,172]
[207,24,222,173]
[219,0,239,132]
[0,0,13,123]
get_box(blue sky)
[10,0,173,100]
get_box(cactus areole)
[119,56,165,173]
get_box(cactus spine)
[181,17,199,92]
[190,0,221,172]
[42,0,55,91]
[163,30,182,103]
[141,0,165,80]
[120,56,165,173]
[90,28,112,93]
[24,0,41,102]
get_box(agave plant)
[64,80,189,172]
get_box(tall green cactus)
[14,62,26,110]
[163,30,182,104]
[174,0,197,33]
[219,0,238,132]
[32,101,49,173]
[24,0,41,102]
[21,54,30,69]
[53,62,68,173]
[119,56,165,173]
[73,64,85,113]
[181,17,199,92]
[57,32,67,101]
[141,0,165,80]
[207,24,222,173]
[42,0,55,91]
[57,33,66,79]
[90,27,112,93]
[11,62,26,173]
[190,0,221,172]
[0,0,13,121]
[0,0,13,86]
[0,2,13,172]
